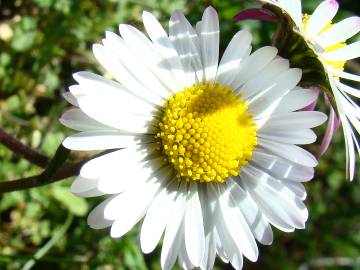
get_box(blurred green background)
[0,0,359,269]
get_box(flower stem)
[0,149,116,193]
[0,127,49,168]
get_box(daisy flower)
[61,7,326,270]
[236,0,360,180]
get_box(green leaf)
[54,0,72,14]
[0,53,11,66]
[11,17,37,52]
[6,95,21,111]
[44,68,60,93]
[33,0,54,8]
[52,186,88,216]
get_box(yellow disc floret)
[303,14,346,74]
[155,82,257,183]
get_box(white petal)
[207,184,244,269]
[229,252,244,270]
[341,116,356,180]
[185,183,205,267]
[71,176,98,193]
[258,138,318,167]
[60,108,112,131]
[196,21,202,41]
[87,197,114,229]
[77,95,155,133]
[178,238,195,270]
[80,150,123,179]
[68,85,82,97]
[271,88,320,114]
[217,30,252,86]
[333,91,357,179]
[105,172,163,222]
[63,131,140,151]
[97,146,166,194]
[62,91,79,106]
[199,6,219,82]
[305,0,339,37]
[204,186,229,264]
[80,146,155,180]
[321,41,360,61]
[240,58,289,100]
[258,128,317,145]
[97,156,165,195]
[169,11,202,85]
[142,11,188,89]
[73,71,156,115]
[232,46,278,90]
[119,24,181,92]
[223,183,259,262]
[327,66,360,82]
[336,81,360,99]
[198,185,217,270]
[228,178,273,245]
[257,111,327,130]
[103,31,170,99]
[248,68,302,118]
[75,188,104,198]
[332,80,358,180]
[242,166,307,231]
[318,16,360,47]
[108,167,172,238]
[282,181,307,200]
[216,184,258,262]
[248,69,302,118]
[92,44,163,105]
[71,176,104,198]
[251,150,314,182]
[140,180,178,254]
[161,182,187,270]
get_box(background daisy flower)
[61,6,327,270]
[236,0,360,180]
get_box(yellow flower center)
[302,14,346,73]
[155,82,257,183]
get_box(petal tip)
[203,6,218,19]
[142,10,154,21]
[328,0,339,8]
[171,10,183,17]
[318,112,329,125]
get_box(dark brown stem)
[0,161,83,193]
[0,127,49,168]
[0,149,116,193]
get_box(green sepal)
[264,4,338,113]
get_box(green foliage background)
[0,0,359,269]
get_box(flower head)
[238,0,360,180]
[61,7,326,270]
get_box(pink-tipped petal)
[305,0,339,37]
[300,88,320,111]
[234,8,276,22]
[318,107,340,158]
[323,92,331,107]
[334,112,340,130]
